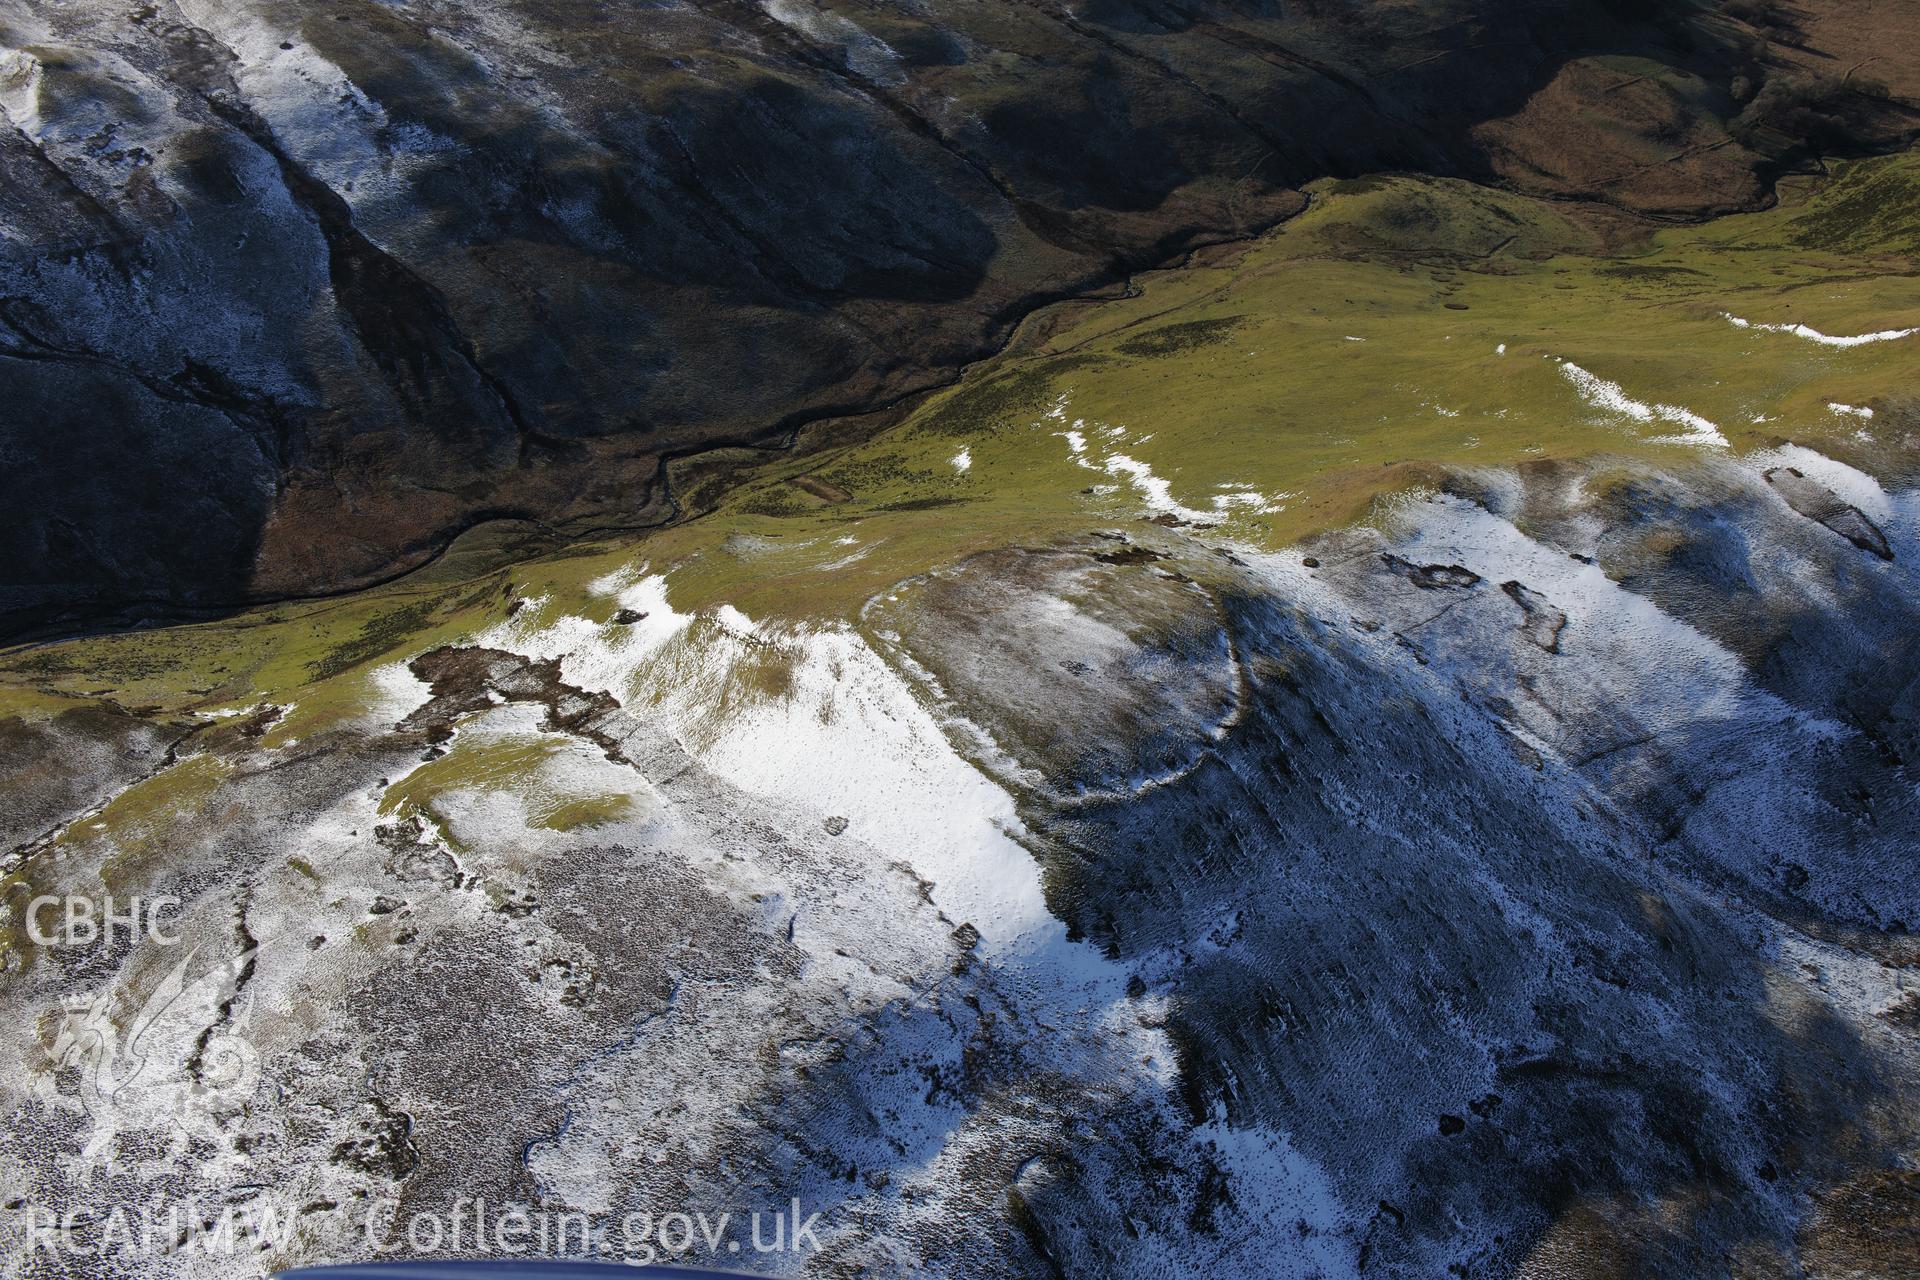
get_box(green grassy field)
[3,151,1916,735]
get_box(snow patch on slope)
[1723,312,1919,347]
[1059,417,1285,524]
[1556,359,1728,448]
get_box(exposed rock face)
[3,0,1915,638]
[1501,578,1568,652]
[1768,465,1895,560]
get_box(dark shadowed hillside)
[2,0,1915,638]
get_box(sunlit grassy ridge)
[558,153,1919,617]
[2,153,1916,733]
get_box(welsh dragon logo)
[47,944,265,1185]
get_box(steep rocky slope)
[3,452,1917,1279]
[2,150,1918,1276]
[3,0,1917,637]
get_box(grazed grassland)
[3,154,1916,735]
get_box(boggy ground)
[1,147,1919,1276]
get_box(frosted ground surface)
[3,146,1918,1275]
[3,421,1918,1277]
[3,3,1920,1273]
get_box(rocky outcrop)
[3,0,1916,638]
[1767,465,1895,560]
